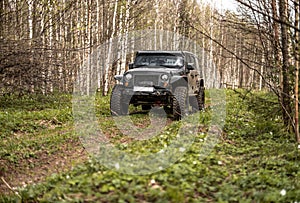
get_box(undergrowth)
[1,90,300,202]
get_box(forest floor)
[0,90,300,202]
[0,94,88,194]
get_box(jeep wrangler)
[110,51,205,120]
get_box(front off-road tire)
[110,85,129,116]
[172,86,188,120]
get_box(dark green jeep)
[110,51,205,120]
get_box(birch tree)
[103,0,118,96]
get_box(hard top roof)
[136,50,195,56]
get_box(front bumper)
[122,87,172,105]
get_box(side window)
[188,54,197,71]
[185,54,192,64]
[193,55,200,70]
[190,55,196,66]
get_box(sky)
[199,0,238,12]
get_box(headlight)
[161,74,169,81]
[125,73,133,81]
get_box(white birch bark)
[28,0,33,40]
[87,0,92,95]
[209,5,215,88]
[259,54,264,91]
[41,5,46,94]
[104,0,118,95]
[48,3,53,93]
[28,0,34,92]
[96,0,102,90]
[116,4,123,76]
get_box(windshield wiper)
[134,65,147,68]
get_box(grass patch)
[0,93,74,165]
[0,93,72,139]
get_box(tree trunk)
[279,0,292,128]
[294,0,300,142]
[103,0,118,96]
[119,0,131,74]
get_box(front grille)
[134,75,159,86]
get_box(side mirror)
[129,63,134,69]
[114,75,123,81]
[187,63,195,71]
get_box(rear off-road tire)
[196,87,205,110]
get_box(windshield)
[134,54,184,68]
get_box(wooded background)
[0,0,299,140]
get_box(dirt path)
[0,112,176,195]
[0,139,87,195]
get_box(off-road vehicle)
[110,51,205,120]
